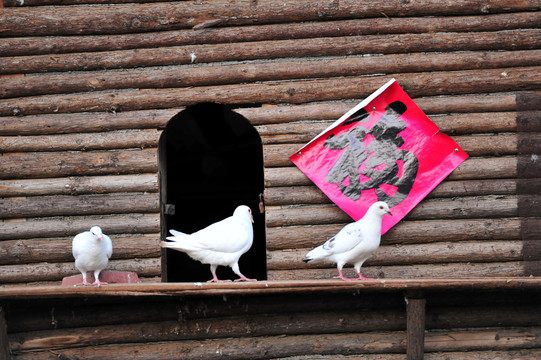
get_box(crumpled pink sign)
[290,79,468,234]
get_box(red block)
[62,270,141,286]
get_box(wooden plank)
[0,213,160,241]
[3,30,540,75]
[0,174,158,198]
[3,67,538,116]
[4,50,541,98]
[1,0,538,37]
[1,278,540,299]
[407,298,426,360]
[2,12,539,57]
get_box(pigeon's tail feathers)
[303,245,329,264]
[169,229,188,237]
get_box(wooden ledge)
[1,278,540,300]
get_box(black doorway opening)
[159,103,267,282]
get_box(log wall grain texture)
[1,2,541,357]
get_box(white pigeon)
[303,201,392,281]
[72,226,113,286]
[161,205,255,282]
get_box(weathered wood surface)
[2,12,539,57]
[0,174,157,197]
[266,218,522,250]
[3,30,539,75]
[407,298,426,360]
[3,67,539,116]
[6,327,541,360]
[0,258,160,284]
[4,50,541,98]
[0,149,157,180]
[0,214,160,240]
[268,241,523,269]
[2,0,538,37]
[0,235,160,265]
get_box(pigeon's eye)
[379,206,384,210]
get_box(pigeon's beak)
[251,214,254,223]
[98,235,104,241]
[387,210,393,216]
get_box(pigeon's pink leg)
[333,268,354,281]
[92,271,108,286]
[355,271,373,281]
[207,266,231,283]
[234,273,256,282]
[75,272,91,286]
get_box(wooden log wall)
[0,0,540,287]
[1,283,540,359]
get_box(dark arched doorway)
[159,103,267,282]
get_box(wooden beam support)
[406,297,426,360]
[0,307,11,360]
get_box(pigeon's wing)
[103,234,113,259]
[71,232,88,259]
[188,216,253,253]
[322,223,363,254]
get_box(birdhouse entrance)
[158,103,267,282]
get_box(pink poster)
[290,79,468,234]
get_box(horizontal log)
[0,129,160,152]
[0,109,177,136]
[3,0,166,5]
[0,193,159,219]
[9,308,406,352]
[263,134,518,167]
[264,179,518,206]
[2,67,538,116]
[269,261,526,280]
[0,148,157,180]
[0,95,520,137]
[265,196,518,227]
[0,258,160,283]
[11,326,541,360]
[267,241,523,270]
[0,174,158,198]
[266,218,522,250]
[0,234,160,265]
[257,112,517,144]
[2,0,537,36]
[263,156,518,188]
[0,214,160,240]
[4,50,541,98]
[3,30,539,75]
[2,12,539,57]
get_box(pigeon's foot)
[74,281,91,286]
[355,273,373,281]
[333,269,354,281]
[92,280,108,286]
[207,278,231,283]
[234,276,256,282]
